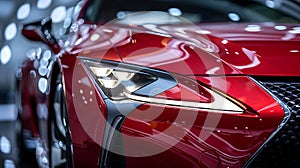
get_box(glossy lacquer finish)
[61,56,106,167]
[76,23,300,77]
[199,23,300,76]
[120,76,284,168]
[20,15,299,167]
[62,23,289,167]
[77,24,241,75]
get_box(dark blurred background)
[0,1,79,167]
[0,0,80,104]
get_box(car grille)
[249,79,300,168]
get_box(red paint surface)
[20,12,299,167]
[121,76,284,168]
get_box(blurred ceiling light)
[26,48,36,60]
[0,45,12,64]
[289,30,300,34]
[274,25,287,30]
[75,38,83,45]
[38,66,48,76]
[43,50,51,60]
[228,13,240,22]
[17,3,30,20]
[168,8,182,16]
[103,29,113,33]
[51,6,67,23]
[116,11,126,19]
[265,0,276,8]
[4,23,17,41]
[195,29,211,34]
[245,25,261,32]
[36,48,42,59]
[38,78,48,93]
[63,17,72,28]
[37,0,52,9]
[294,27,300,31]
[290,50,299,53]
[4,160,15,168]
[0,136,11,154]
[90,33,100,41]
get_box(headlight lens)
[82,58,159,100]
[81,58,244,114]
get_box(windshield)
[83,0,299,24]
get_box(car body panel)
[61,55,107,167]
[55,22,291,167]
[18,2,299,167]
[200,23,300,76]
[120,76,284,167]
[72,23,300,77]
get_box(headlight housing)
[81,58,244,114]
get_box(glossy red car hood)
[200,23,300,76]
[76,22,300,76]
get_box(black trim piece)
[101,116,125,168]
[98,99,140,168]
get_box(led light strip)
[123,89,244,114]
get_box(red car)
[15,0,300,167]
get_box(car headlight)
[81,58,244,114]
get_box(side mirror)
[22,18,60,53]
